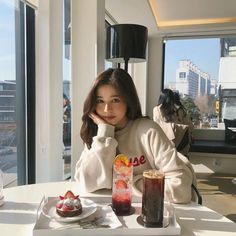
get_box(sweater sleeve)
[139,122,196,203]
[74,123,118,192]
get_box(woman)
[75,68,196,204]
[153,89,194,157]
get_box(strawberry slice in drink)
[115,179,128,189]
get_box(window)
[105,20,114,69]
[163,37,236,130]
[179,72,186,79]
[0,0,35,186]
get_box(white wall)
[146,37,163,118]
[131,63,147,115]
[35,0,64,182]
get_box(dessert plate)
[42,197,97,223]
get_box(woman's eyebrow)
[96,94,120,98]
[111,94,120,97]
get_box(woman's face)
[95,84,128,129]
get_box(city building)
[0,81,16,146]
[176,60,211,98]
[210,79,217,95]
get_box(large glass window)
[0,0,35,186]
[163,37,236,129]
[105,20,114,69]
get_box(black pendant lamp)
[106,24,148,71]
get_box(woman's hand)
[89,113,107,125]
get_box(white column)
[146,37,163,117]
[132,63,147,115]
[70,0,105,179]
[35,0,64,182]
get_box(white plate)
[42,197,97,223]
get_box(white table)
[0,181,236,236]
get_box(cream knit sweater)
[75,118,196,204]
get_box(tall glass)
[142,169,165,227]
[112,154,133,215]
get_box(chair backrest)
[177,129,190,152]
[224,119,236,145]
[192,183,202,205]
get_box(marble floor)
[196,172,236,223]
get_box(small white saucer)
[0,195,4,207]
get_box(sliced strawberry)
[56,202,63,209]
[62,204,74,211]
[128,162,133,167]
[64,190,75,199]
[115,179,128,189]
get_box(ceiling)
[105,0,236,37]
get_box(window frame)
[26,4,36,184]
[15,1,35,185]
[162,34,236,142]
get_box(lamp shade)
[106,24,148,63]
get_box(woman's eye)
[112,98,121,103]
[96,99,104,103]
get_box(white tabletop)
[0,181,236,236]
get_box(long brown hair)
[81,68,143,148]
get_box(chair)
[224,119,236,145]
[192,183,202,205]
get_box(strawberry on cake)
[56,190,82,217]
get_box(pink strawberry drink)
[112,155,133,215]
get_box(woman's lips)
[103,116,115,120]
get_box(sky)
[0,0,221,84]
[0,0,72,82]
[164,38,220,85]
[0,0,16,81]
